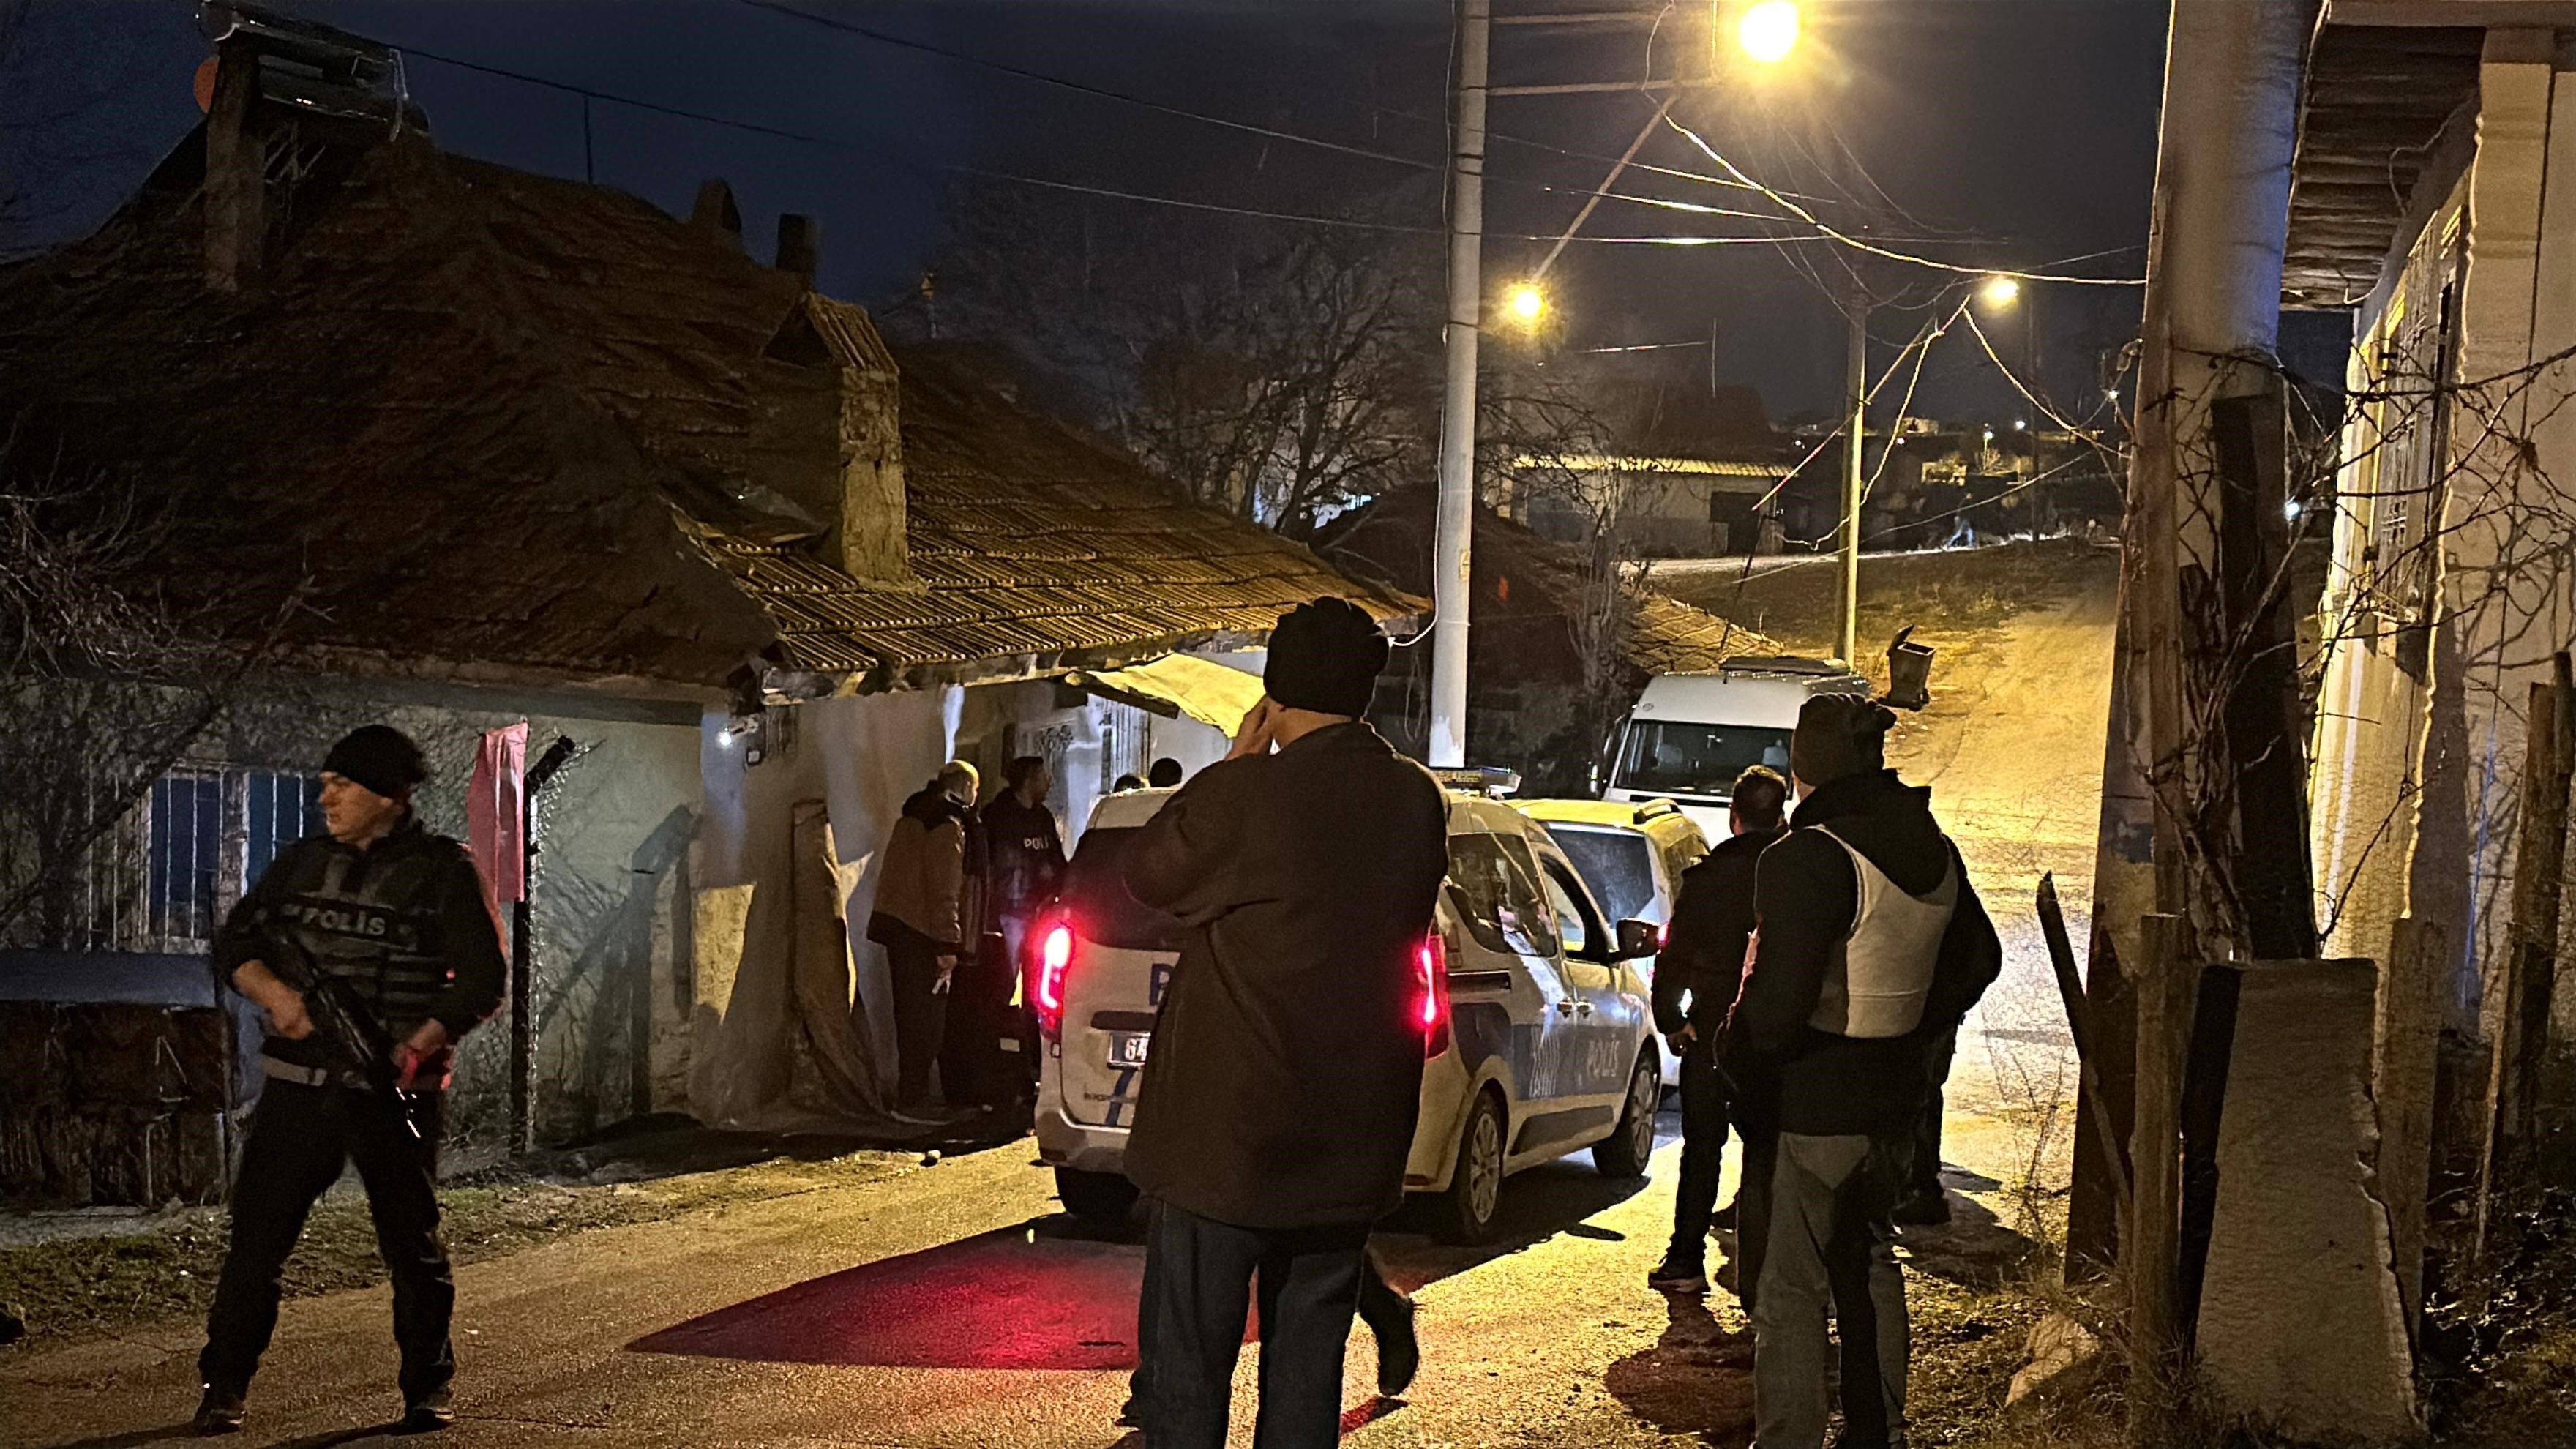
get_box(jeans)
[1135,1199,1369,1448]
[1670,1044,1733,1268]
[1740,1131,1910,1449]
[200,1082,453,1402]
[888,936,951,1107]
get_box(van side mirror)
[1614,918,1661,962]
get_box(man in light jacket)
[1721,695,2002,1449]
[869,760,978,1111]
[1122,598,1448,1449]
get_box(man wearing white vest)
[1720,694,2002,1449]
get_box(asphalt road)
[0,1092,2055,1449]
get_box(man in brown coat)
[1122,599,1449,1449]
[869,760,978,1111]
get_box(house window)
[139,767,321,949]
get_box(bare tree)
[924,186,1438,537]
[0,420,291,948]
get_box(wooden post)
[2479,658,2575,1242]
[2129,912,2191,1443]
[2039,873,2134,1215]
[2374,916,2446,1338]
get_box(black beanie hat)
[1790,694,1895,788]
[1263,597,1388,719]
[323,724,428,801]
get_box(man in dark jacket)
[1122,598,1448,1449]
[195,725,507,1436]
[981,755,1067,967]
[869,760,978,1111]
[1647,765,1789,1295]
[1723,695,2002,1449]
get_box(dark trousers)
[1136,1200,1370,1449]
[1909,1028,1958,1200]
[1670,1046,1733,1266]
[1738,1131,1910,1449]
[200,1082,452,1401]
[888,936,951,1107]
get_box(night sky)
[9,1,2341,425]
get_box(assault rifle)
[255,912,421,1141]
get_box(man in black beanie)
[1120,596,1448,1448]
[194,724,507,1435]
[1721,693,2002,1449]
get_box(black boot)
[192,1383,247,1437]
[403,1385,455,1431]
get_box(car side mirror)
[1614,918,1661,962]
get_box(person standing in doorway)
[869,760,978,1112]
[1722,696,2001,1449]
[1147,757,1185,789]
[194,725,506,1436]
[981,755,1067,974]
[1121,598,1448,1449]
[1647,765,1789,1296]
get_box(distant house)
[1325,490,1779,795]
[2285,12,2570,1025]
[1505,383,1794,558]
[0,15,1407,1182]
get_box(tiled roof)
[0,128,1408,697]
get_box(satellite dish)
[193,55,219,113]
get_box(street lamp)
[1507,282,1547,323]
[1979,275,2021,310]
[1737,1,1800,64]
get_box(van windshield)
[1615,721,1793,798]
[1061,826,1188,952]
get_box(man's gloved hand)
[394,1019,452,1090]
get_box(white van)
[1028,782,1665,1243]
[1602,658,1871,839]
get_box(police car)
[1027,771,1665,1243]
[1516,798,1712,1089]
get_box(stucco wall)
[192,675,704,1150]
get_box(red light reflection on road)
[629,1224,1250,1371]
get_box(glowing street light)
[1507,282,1547,323]
[1737,1,1800,64]
[1980,274,2021,309]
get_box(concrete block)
[2196,960,2421,1443]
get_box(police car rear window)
[1062,827,1187,952]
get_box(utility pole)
[2066,0,2318,1277]
[1429,0,1491,769]
[1838,281,1866,667]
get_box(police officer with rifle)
[194,726,508,1436]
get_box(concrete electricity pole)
[1838,280,1867,667]
[1428,0,1491,769]
[2067,0,2320,1277]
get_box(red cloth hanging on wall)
[470,722,529,905]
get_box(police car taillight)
[1418,935,1453,1059]
[1030,921,1076,1043]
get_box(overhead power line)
[392,44,1854,248]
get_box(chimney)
[691,179,743,251]
[775,213,820,286]
[202,40,265,292]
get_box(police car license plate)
[1107,1032,1150,1068]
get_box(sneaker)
[1373,1292,1420,1399]
[192,1384,247,1436]
[1891,1190,1952,1227]
[1647,1255,1710,1295]
[402,1386,455,1431]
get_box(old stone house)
[0,24,1402,1193]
